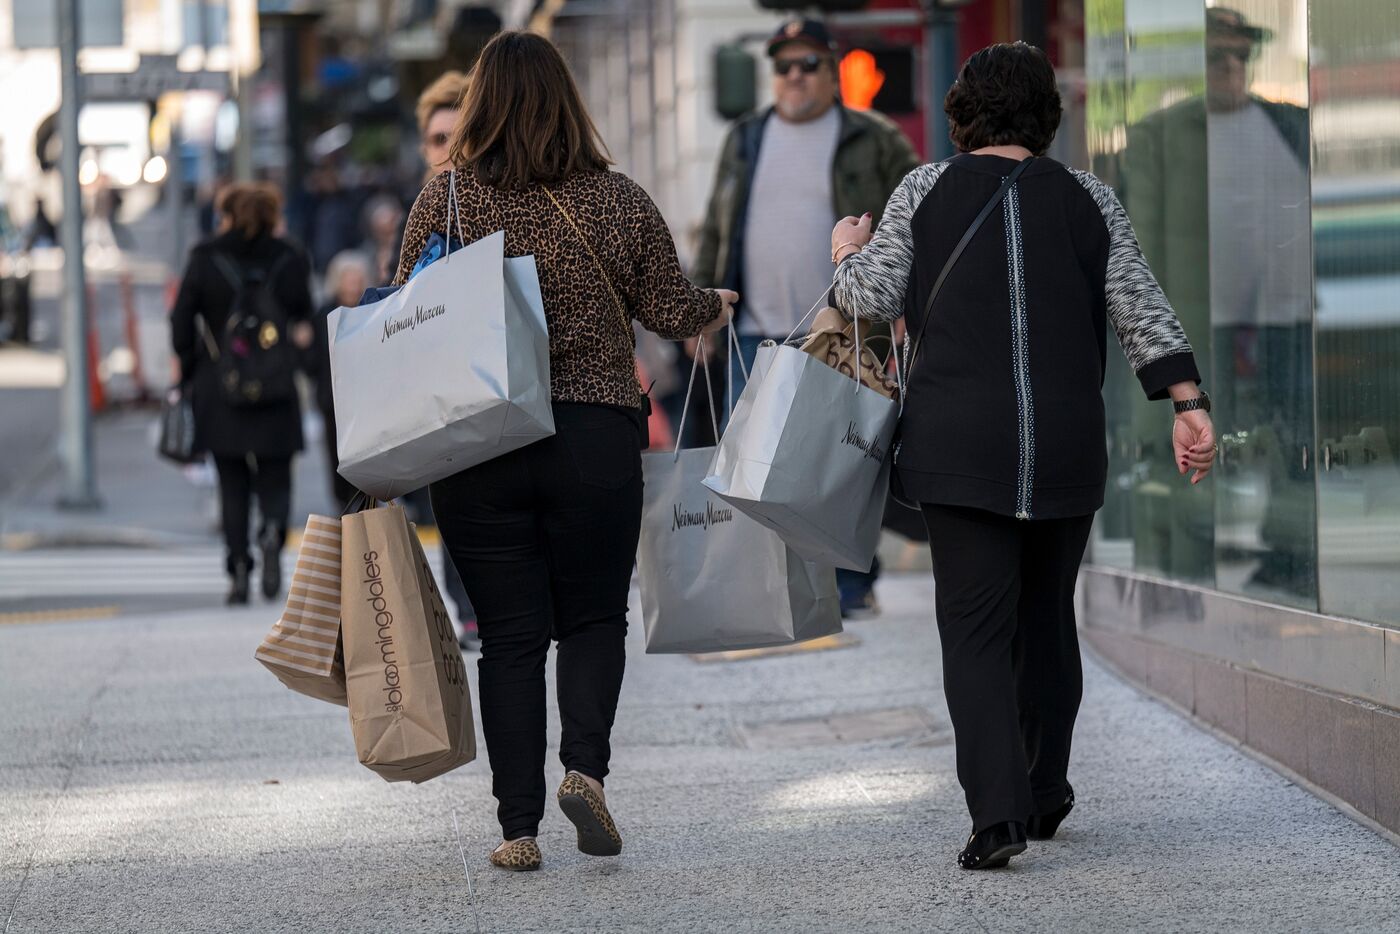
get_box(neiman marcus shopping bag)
[639,443,841,654]
[329,188,553,499]
[704,341,898,571]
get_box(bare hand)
[703,289,739,336]
[831,214,873,261]
[1173,410,1217,484]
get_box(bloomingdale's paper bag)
[340,503,475,783]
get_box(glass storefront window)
[1087,0,1400,630]
[1205,0,1317,609]
[1312,1,1400,623]
[1087,0,1216,584]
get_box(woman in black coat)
[170,183,314,605]
[831,43,1218,870]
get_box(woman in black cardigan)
[170,183,314,605]
[831,43,1217,870]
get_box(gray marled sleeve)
[832,162,948,322]
[1070,169,1198,386]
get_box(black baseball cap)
[1206,7,1273,43]
[766,18,838,58]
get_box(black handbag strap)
[906,157,1034,373]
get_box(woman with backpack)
[170,182,315,605]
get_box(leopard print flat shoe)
[556,772,622,856]
[489,837,542,872]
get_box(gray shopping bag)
[328,179,553,499]
[639,445,841,654]
[703,342,898,571]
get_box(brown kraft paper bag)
[255,514,347,706]
[340,503,476,782]
[798,307,899,400]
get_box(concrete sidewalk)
[3,573,1398,933]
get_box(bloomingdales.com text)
[361,550,403,712]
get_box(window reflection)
[1312,2,1400,622]
[1090,0,1216,582]
[1205,1,1317,608]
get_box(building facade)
[1082,0,1400,834]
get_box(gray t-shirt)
[1207,102,1312,327]
[740,107,841,337]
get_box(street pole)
[923,6,959,162]
[57,0,99,509]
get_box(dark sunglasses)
[773,53,825,77]
[423,132,451,148]
[1207,45,1253,67]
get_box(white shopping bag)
[639,446,841,654]
[703,337,899,572]
[329,226,553,499]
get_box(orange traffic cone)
[86,282,106,412]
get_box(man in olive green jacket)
[693,18,920,618]
[694,20,921,336]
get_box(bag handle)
[670,318,748,461]
[541,186,633,342]
[905,157,1033,377]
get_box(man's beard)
[776,95,831,122]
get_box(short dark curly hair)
[944,42,1062,155]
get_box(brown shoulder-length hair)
[217,182,282,240]
[447,30,612,190]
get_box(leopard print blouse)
[394,168,721,409]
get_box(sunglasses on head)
[424,132,451,148]
[773,53,825,77]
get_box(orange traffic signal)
[840,49,885,111]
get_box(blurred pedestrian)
[830,42,1216,870]
[309,249,371,510]
[394,30,734,872]
[694,16,921,619]
[359,195,404,285]
[170,182,315,606]
[417,70,468,183]
[306,164,359,273]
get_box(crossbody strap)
[906,157,1034,375]
[541,187,633,342]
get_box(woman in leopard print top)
[404,30,735,873]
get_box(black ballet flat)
[957,821,1027,870]
[1027,784,1075,841]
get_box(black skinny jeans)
[921,503,1094,832]
[431,403,642,840]
[214,454,292,574]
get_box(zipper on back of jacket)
[1003,180,1035,520]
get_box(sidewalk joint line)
[451,808,484,934]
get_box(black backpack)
[206,251,298,408]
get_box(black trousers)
[431,403,642,840]
[318,403,358,511]
[214,454,292,574]
[921,503,1094,832]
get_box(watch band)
[1173,391,1211,415]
